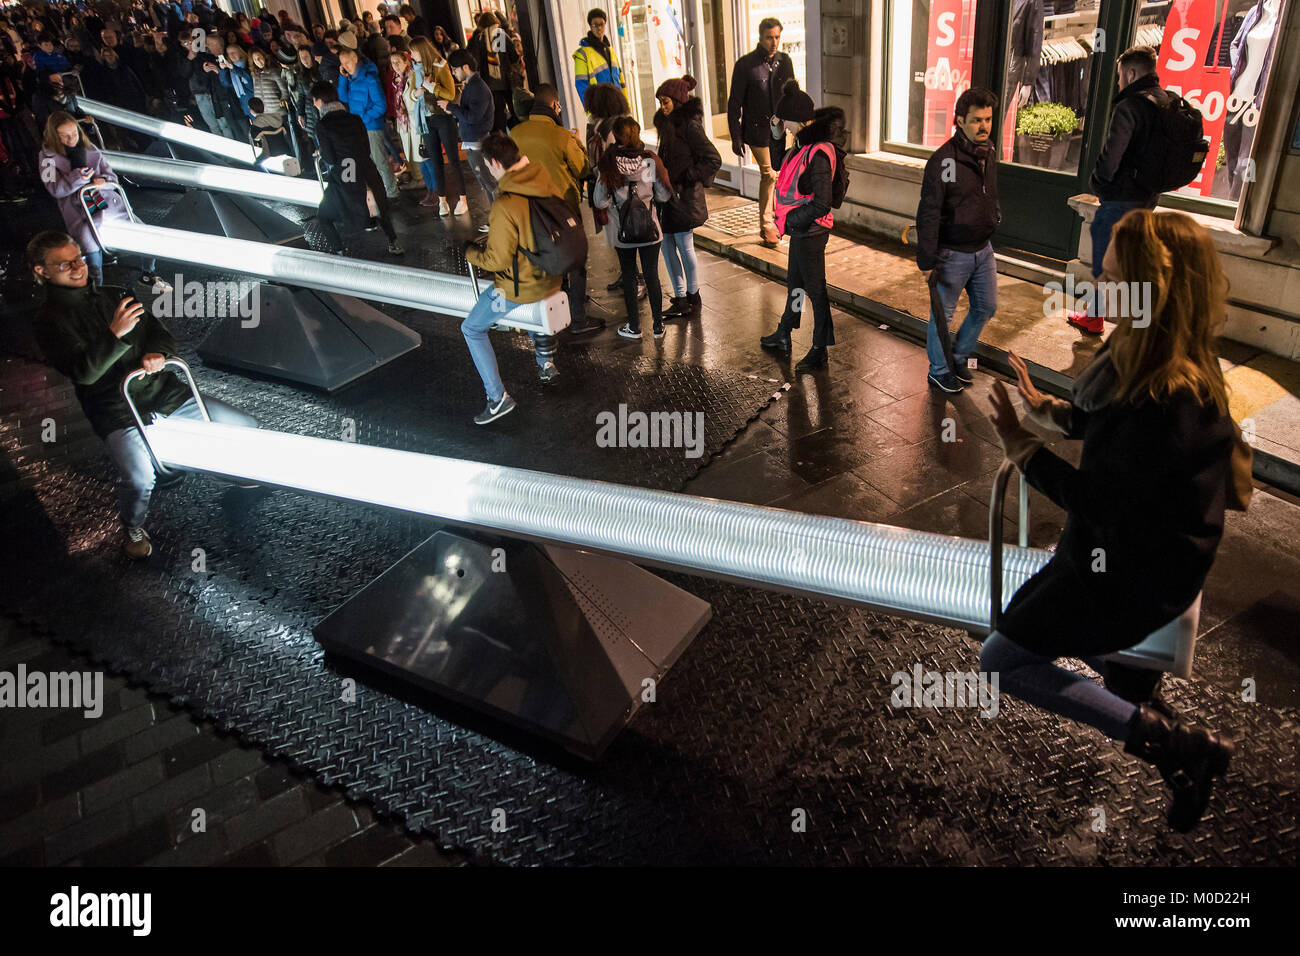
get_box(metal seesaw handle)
[78,180,139,256]
[121,357,210,477]
[988,460,1031,631]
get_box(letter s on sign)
[936,12,956,47]
[1166,28,1199,71]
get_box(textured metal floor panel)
[1,188,1296,866]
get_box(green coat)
[36,283,190,439]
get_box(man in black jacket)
[727,17,793,246]
[915,87,1001,394]
[188,32,233,137]
[27,230,256,559]
[1078,45,1164,335]
[310,80,402,256]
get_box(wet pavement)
[0,169,1297,866]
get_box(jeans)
[1090,198,1156,279]
[423,113,465,200]
[750,144,776,232]
[366,128,399,197]
[926,241,997,377]
[980,631,1139,741]
[617,245,662,330]
[104,395,257,529]
[460,288,549,402]
[660,231,699,297]
[194,92,232,138]
[84,248,157,286]
[464,145,496,204]
[778,232,834,347]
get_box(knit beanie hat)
[775,78,814,123]
[337,30,357,50]
[654,74,696,106]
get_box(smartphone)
[218,55,229,67]
[60,71,82,95]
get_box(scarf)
[65,142,87,170]
[954,125,994,165]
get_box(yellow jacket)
[509,112,590,213]
[465,161,565,304]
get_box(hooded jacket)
[509,106,590,214]
[915,126,1000,271]
[465,160,565,304]
[39,144,130,254]
[572,32,624,102]
[1089,72,1166,203]
[592,146,672,248]
[727,45,794,150]
[35,282,190,440]
[781,108,846,238]
[653,96,721,233]
[337,57,386,130]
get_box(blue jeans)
[104,395,257,529]
[660,231,699,298]
[84,248,157,287]
[1090,199,1156,280]
[926,241,997,377]
[460,289,548,402]
[980,632,1139,740]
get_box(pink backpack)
[774,142,836,236]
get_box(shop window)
[1133,0,1287,204]
[999,0,1101,173]
[885,0,980,149]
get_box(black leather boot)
[794,346,828,372]
[662,296,690,318]
[1123,704,1234,832]
[687,290,702,317]
[760,325,792,353]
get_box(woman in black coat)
[652,76,719,319]
[985,208,1242,833]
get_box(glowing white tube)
[104,151,323,207]
[98,219,570,333]
[144,418,1053,632]
[81,97,259,165]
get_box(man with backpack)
[1078,45,1205,335]
[462,131,581,424]
[509,83,598,335]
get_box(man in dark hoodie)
[1076,45,1164,335]
[759,104,846,373]
[27,230,256,560]
[914,86,1001,394]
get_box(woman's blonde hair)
[409,37,440,68]
[42,110,87,153]
[1106,209,1230,414]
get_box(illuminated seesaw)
[120,361,1200,758]
[81,97,260,166]
[103,149,323,207]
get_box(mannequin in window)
[1008,0,1044,108]
[1224,0,1279,194]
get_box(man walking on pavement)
[1076,45,1164,335]
[727,17,793,248]
[337,43,400,200]
[915,87,1001,394]
[510,84,600,335]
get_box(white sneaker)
[438,198,450,215]
[141,274,172,294]
[478,223,490,232]
[453,197,468,215]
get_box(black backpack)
[617,180,660,245]
[513,194,588,295]
[1133,90,1209,194]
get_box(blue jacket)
[448,72,493,144]
[337,58,386,131]
[35,49,72,74]
[221,61,255,118]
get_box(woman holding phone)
[39,111,169,293]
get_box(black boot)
[794,346,828,372]
[760,325,792,353]
[1123,704,1234,832]
[662,296,690,318]
[687,290,702,317]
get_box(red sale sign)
[1158,0,1235,196]
[923,0,977,147]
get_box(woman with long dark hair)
[592,116,670,340]
[984,209,1244,833]
[584,82,635,292]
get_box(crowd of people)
[10,5,1247,831]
